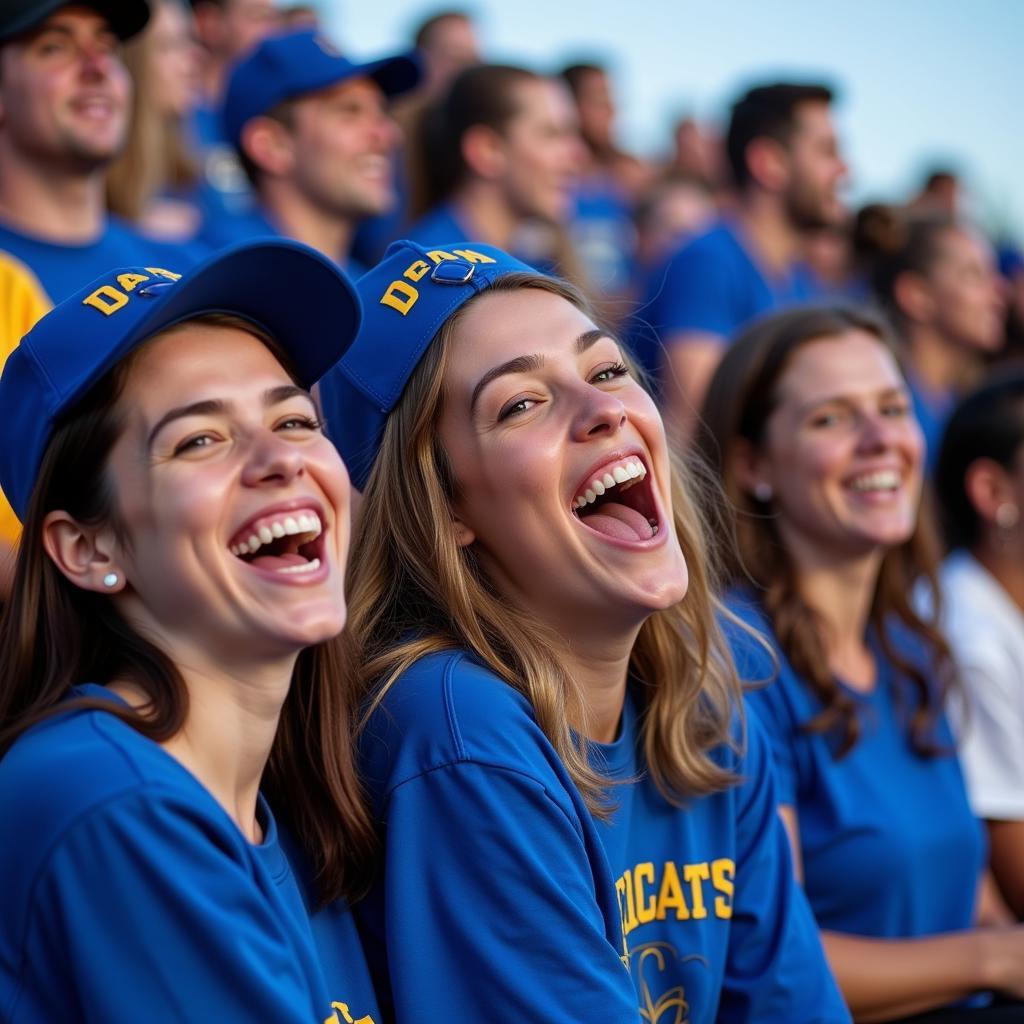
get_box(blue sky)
[321,0,1023,242]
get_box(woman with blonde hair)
[318,239,848,1023]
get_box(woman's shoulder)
[359,649,561,799]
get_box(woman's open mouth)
[228,508,327,576]
[570,454,661,543]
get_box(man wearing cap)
[0,0,204,591]
[201,27,420,274]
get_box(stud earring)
[753,482,773,503]
[102,572,119,588]
[996,502,1020,530]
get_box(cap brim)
[113,238,361,391]
[0,0,150,42]
[361,51,423,99]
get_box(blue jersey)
[630,220,818,382]
[357,650,849,1023]
[0,685,380,1024]
[907,373,955,474]
[405,201,471,248]
[727,594,985,940]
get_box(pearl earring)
[753,482,773,503]
[103,572,119,588]
[996,503,1020,530]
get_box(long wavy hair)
[695,304,954,758]
[0,314,373,905]
[346,273,744,819]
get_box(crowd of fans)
[2,0,1024,1021]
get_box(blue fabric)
[405,201,471,248]
[318,239,537,490]
[0,217,205,308]
[726,592,985,940]
[907,373,955,474]
[222,29,421,149]
[0,239,361,520]
[568,176,637,293]
[630,220,820,382]
[0,685,380,1023]
[357,650,849,1023]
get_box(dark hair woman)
[697,304,1024,1022]
[0,240,378,1023]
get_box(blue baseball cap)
[223,28,422,150]
[0,238,362,522]
[318,239,540,490]
[0,0,149,43]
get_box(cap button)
[431,259,475,285]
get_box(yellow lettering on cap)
[144,267,182,281]
[116,272,150,292]
[82,284,128,316]
[452,249,497,264]
[425,249,456,264]
[404,260,431,283]
[379,280,419,316]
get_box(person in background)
[907,167,962,219]
[407,63,585,281]
[317,240,850,1023]
[413,8,481,102]
[0,238,378,1023]
[635,82,846,442]
[698,304,1024,1022]
[934,373,1024,921]
[0,0,203,595]
[188,0,281,221]
[106,0,202,241]
[208,28,420,272]
[856,205,1006,469]
[633,172,715,278]
[559,61,649,306]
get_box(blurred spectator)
[935,372,1024,920]
[210,29,420,270]
[350,9,482,267]
[559,61,650,302]
[407,63,585,280]
[857,205,1006,468]
[280,4,319,29]
[997,245,1024,362]
[667,115,721,188]
[802,219,866,301]
[188,0,281,220]
[413,9,481,101]
[635,82,846,442]
[0,0,200,594]
[907,166,962,218]
[634,171,715,275]
[106,0,202,240]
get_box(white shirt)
[939,550,1024,820]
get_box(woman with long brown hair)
[697,304,1024,1022]
[318,239,847,1023]
[0,240,377,1023]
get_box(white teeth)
[284,516,300,535]
[849,470,900,492]
[258,526,273,545]
[247,535,260,553]
[572,457,651,510]
[276,558,321,575]
[229,510,323,557]
[271,521,285,539]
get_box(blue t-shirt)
[0,217,204,313]
[199,205,366,277]
[630,220,819,382]
[568,175,637,293]
[405,201,472,248]
[357,650,849,1024]
[727,594,985,940]
[907,373,955,475]
[0,685,380,1024]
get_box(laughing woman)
[696,305,1024,1022]
[0,241,379,1023]
[318,240,848,1023]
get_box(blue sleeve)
[372,761,641,1023]
[719,714,849,1023]
[647,239,737,340]
[21,790,323,1023]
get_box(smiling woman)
[317,239,850,1023]
[0,240,379,1024]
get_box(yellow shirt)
[0,252,53,544]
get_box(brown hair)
[346,273,745,824]
[694,304,953,758]
[106,0,198,221]
[0,314,373,904]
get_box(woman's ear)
[451,515,476,548]
[42,511,125,593]
[964,457,1014,528]
[731,437,772,502]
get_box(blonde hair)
[346,273,743,816]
